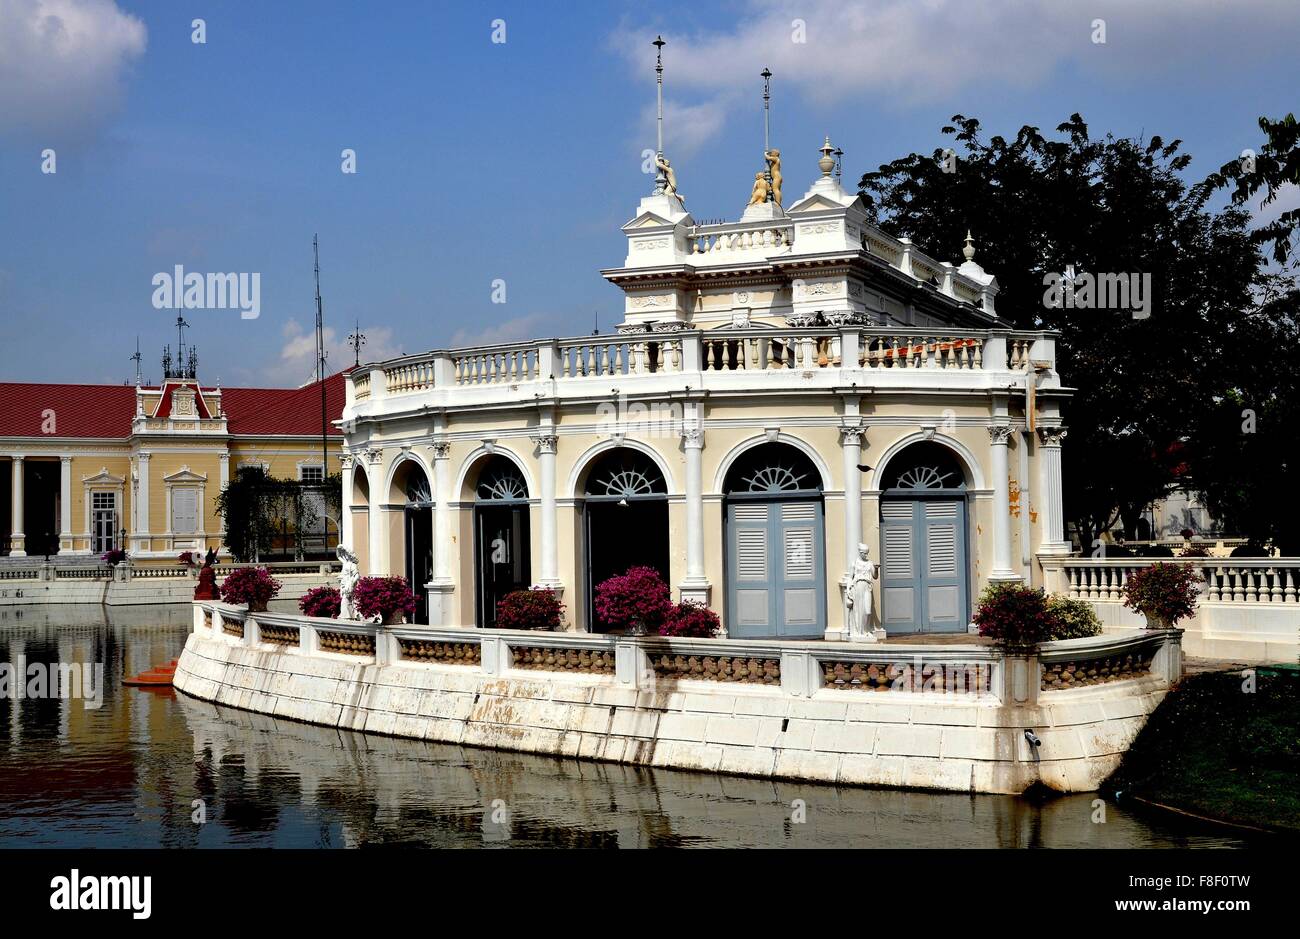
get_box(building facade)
[341,140,1071,639]
[0,364,345,559]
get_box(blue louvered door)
[727,499,825,638]
[881,498,967,633]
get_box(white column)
[840,424,864,573]
[427,441,455,625]
[988,425,1019,580]
[339,454,354,551]
[366,452,386,576]
[1036,426,1070,555]
[217,453,230,541]
[134,452,151,553]
[678,423,710,605]
[534,433,560,587]
[9,455,25,556]
[59,456,72,553]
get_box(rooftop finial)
[818,136,836,177]
[963,230,976,262]
[653,35,666,194]
[761,67,775,203]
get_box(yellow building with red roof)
[0,353,345,559]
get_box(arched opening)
[350,463,371,574]
[579,448,669,632]
[472,455,532,628]
[877,441,970,634]
[388,459,433,625]
[723,442,826,639]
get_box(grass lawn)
[1102,669,1300,834]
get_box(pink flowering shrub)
[496,589,564,630]
[352,576,417,623]
[594,566,671,633]
[219,566,282,611]
[659,601,721,638]
[973,582,1056,650]
[102,548,127,566]
[299,585,342,619]
[1123,562,1201,627]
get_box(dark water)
[0,604,1247,849]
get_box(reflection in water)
[0,605,1246,849]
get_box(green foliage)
[1104,671,1300,833]
[1043,594,1103,639]
[1122,562,1202,626]
[858,112,1298,549]
[973,582,1056,650]
[215,465,341,562]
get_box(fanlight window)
[880,442,967,491]
[584,451,666,498]
[737,464,808,493]
[406,477,434,507]
[477,459,529,501]
[724,443,823,495]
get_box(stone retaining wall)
[175,604,1181,794]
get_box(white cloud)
[448,313,553,348]
[0,0,147,138]
[611,0,1300,152]
[1251,182,1300,228]
[278,319,400,385]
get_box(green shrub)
[1043,594,1103,639]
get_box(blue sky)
[1,0,1297,387]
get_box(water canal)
[0,604,1247,849]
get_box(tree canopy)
[215,465,342,562]
[858,113,1299,551]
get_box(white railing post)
[983,332,1008,371]
[614,638,645,687]
[480,636,504,676]
[779,651,819,697]
[537,340,560,380]
[680,332,702,372]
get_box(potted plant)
[178,550,195,567]
[593,566,671,636]
[219,566,282,613]
[973,582,1057,651]
[352,575,417,625]
[102,548,127,567]
[659,601,721,638]
[495,588,565,630]
[299,585,342,619]
[1122,562,1201,629]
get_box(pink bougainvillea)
[352,576,417,623]
[495,589,565,630]
[659,601,721,638]
[594,566,671,633]
[299,585,342,619]
[219,567,282,611]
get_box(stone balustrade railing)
[197,602,1180,704]
[1045,557,1300,605]
[689,221,794,256]
[0,559,340,583]
[355,327,1052,400]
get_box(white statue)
[336,544,360,620]
[846,543,879,641]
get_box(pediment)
[82,467,125,486]
[788,194,848,214]
[622,211,677,232]
[163,465,208,483]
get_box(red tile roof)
[0,372,348,440]
[0,383,138,439]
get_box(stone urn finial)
[963,230,976,262]
[818,136,836,177]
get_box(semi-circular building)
[340,141,1070,640]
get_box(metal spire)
[761,67,773,202]
[347,319,367,367]
[653,35,666,194]
[130,336,142,385]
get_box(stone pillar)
[534,433,560,588]
[678,423,711,606]
[1036,426,1071,555]
[9,455,25,556]
[831,423,866,642]
[365,451,386,576]
[217,453,230,542]
[988,425,1018,581]
[428,440,455,625]
[339,454,354,551]
[59,456,72,553]
[134,452,151,554]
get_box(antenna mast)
[314,235,329,556]
[130,337,142,385]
